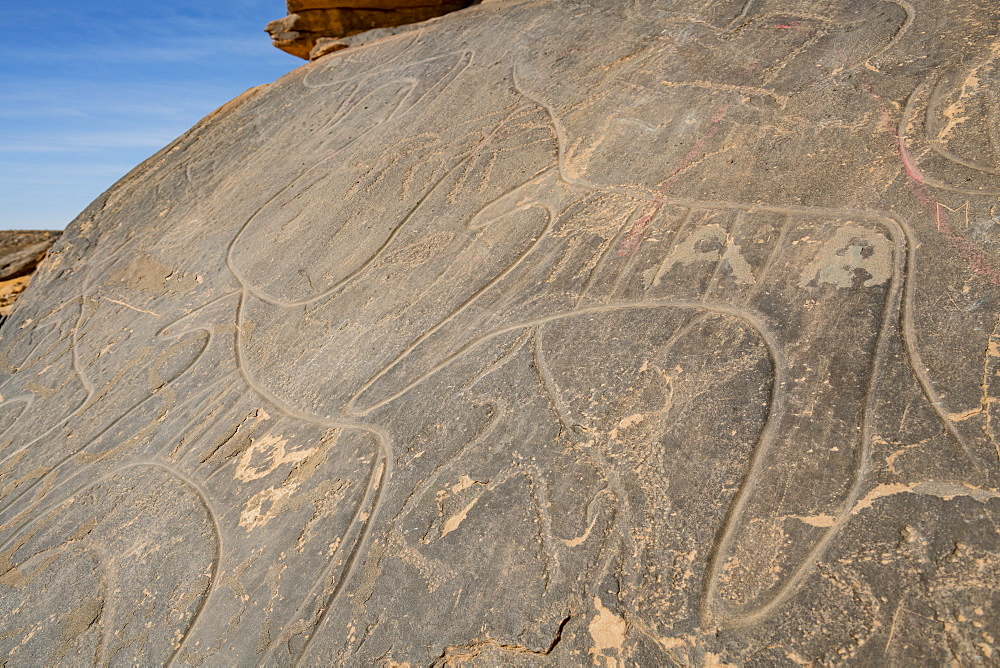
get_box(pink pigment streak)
[871,85,1000,286]
[896,133,1000,285]
[896,135,927,189]
[618,103,732,256]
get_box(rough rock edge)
[265,1,479,60]
[0,231,61,321]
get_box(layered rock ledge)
[266,0,476,59]
[0,230,60,320]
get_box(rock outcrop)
[266,0,476,59]
[2,1,999,665]
[0,231,61,319]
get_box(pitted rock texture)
[2,1,1000,665]
[266,0,475,59]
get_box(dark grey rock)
[1,1,998,664]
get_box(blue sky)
[0,1,300,230]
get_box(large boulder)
[1,0,999,664]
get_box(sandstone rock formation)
[0,231,61,319]
[1,1,999,664]
[266,0,475,59]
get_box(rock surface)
[0,231,61,318]
[2,1,1000,664]
[266,0,475,59]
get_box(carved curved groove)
[0,298,95,514]
[701,219,905,627]
[925,66,1000,177]
[0,460,221,666]
[0,298,225,521]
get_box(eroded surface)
[1,1,998,665]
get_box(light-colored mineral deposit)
[1,1,998,665]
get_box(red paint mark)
[870,86,1000,285]
[932,202,1000,285]
[896,135,926,189]
[775,21,804,29]
[897,132,1000,284]
[617,104,732,256]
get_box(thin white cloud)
[0,132,177,152]
[10,36,279,66]
[0,0,296,230]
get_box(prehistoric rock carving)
[1,1,998,665]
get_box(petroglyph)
[0,0,998,665]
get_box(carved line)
[280,438,387,666]
[534,306,763,604]
[228,52,475,302]
[889,218,987,471]
[531,326,573,435]
[301,31,423,89]
[517,54,964,242]
[227,292,395,665]
[574,204,640,307]
[118,461,223,666]
[898,81,1000,283]
[347,299,782,634]
[222,147,568,653]
[0,372,226,534]
[8,35,984,652]
[725,0,757,31]
[532,322,640,603]
[351,299,783,418]
[740,211,792,304]
[646,208,698,291]
[0,395,34,446]
[0,298,95,515]
[863,0,915,73]
[352,207,914,442]
[389,397,504,528]
[701,218,905,627]
[0,294,238,522]
[702,210,745,300]
[0,459,221,666]
[459,329,533,393]
[340,182,558,416]
[231,63,533,313]
[1,312,66,376]
[926,69,1000,176]
[899,77,1000,197]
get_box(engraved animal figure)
[506,0,995,641]
[0,1,996,664]
[2,34,576,664]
